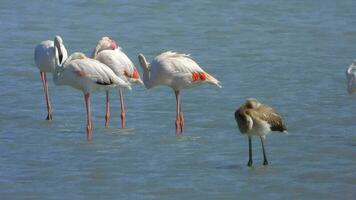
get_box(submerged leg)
[248,136,253,167]
[260,136,268,165]
[178,91,184,133]
[105,91,110,128]
[119,88,126,129]
[84,93,92,142]
[179,111,184,133]
[174,90,182,135]
[40,72,52,120]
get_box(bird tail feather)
[206,73,222,88]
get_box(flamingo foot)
[247,160,253,167]
[46,113,53,121]
[87,125,92,142]
[175,119,181,135]
[263,160,269,166]
[121,112,125,129]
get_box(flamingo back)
[150,51,221,90]
[96,49,141,84]
[57,57,130,93]
[34,40,55,72]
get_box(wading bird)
[34,38,68,120]
[52,36,130,141]
[346,60,356,94]
[235,98,287,166]
[138,51,221,135]
[92,37,142,128]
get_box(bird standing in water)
[235,98,287,166]
[34,38,68,120]
[138,51,221,135]
[346,60,356,94]
[52,36,130,141]
[92,37,142,128]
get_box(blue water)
[1,0,356,199]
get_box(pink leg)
[84,93,92,142]
[105,91,110,128]
[174,90,182,135]
[119,88,126,129]
[180,111,184,133]
[40,72,52,120]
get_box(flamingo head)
[245,98,261,109]
[91,36,118,58]
[138,53,150,72]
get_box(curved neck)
[53,40,67,85]
[91,45,99,59]
[138,54,152,89]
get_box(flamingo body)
[53,36,130,141]
[35,40,68,72]
[34,39,68,120]
[96,49,141,83]
[54,55,128,94]
[138,51,221,134]
[92,37,142,128]
[141,51,221,90]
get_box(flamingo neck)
[138,54,153,89]
[142,67,153,89]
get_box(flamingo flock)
[34,36,356,166]
[33,34,354,166]
[34,35,220,141]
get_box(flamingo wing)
[61,58,130,92]
[153,51,221,88]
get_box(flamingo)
[346,60,356,94]
[138,51,221,135]
[92,37,143,128]
[52,36,131,141]
[34,39,68,120]
[235,98,287,167]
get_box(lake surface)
[0,0,355,199]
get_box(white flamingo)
[34,39,68,120]
[346,60,356,94]
[138,51,221,134]
[52,36,131,141]
[92,37,143,128]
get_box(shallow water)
[0,0,355,199]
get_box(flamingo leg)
[174,90,182,135]
[260,136,269,165]
[40,72,52,120]
[179,99,184,133]
[119,88,126,129]
[105,91,110,128]
[84,93,92,142]
[248,136,253,167]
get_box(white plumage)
[138,51,221,134]
[92,37,142,128]
[52,36,130,141]
[346,60,356,94]
[34,39,68,120]
[140,51,221,90]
